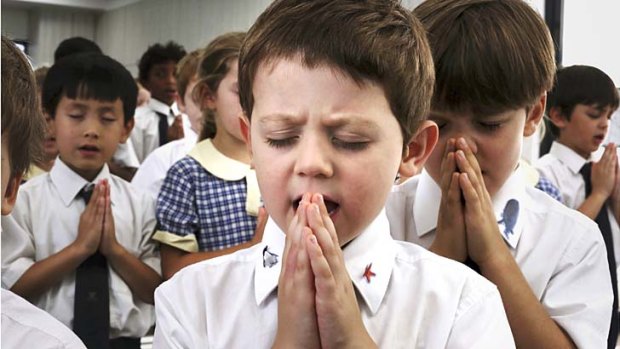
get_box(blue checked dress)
[155,139,259,252]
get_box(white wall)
[1,7,30,40]
[562,0,620,87]
[96,0,272,76]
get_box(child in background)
[132,49,205,201]
[154,32,263,279]
[386,1,612,347]
[153,1,514,347]
[535,65,620,348]
[23,66,58,181]
[132,41,187,163]
[1,35,85,349]
[1,52,161,349]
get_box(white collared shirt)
[536,141,620,268]
[1,288,86,349]
[131,130,198,201]
[1,159,161,338]
[130,99,181,163]
[386,168,613,349]
[153,211,515,348]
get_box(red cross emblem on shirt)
[363,263,376,283]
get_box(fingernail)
[317,193,324,204]
[456,150,465,159]
[458,138,467,147]
[309,235,317,245]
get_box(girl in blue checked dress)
[154,32,262,279]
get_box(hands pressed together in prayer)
[273,193,377,349]
[431,138,511,270]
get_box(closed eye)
[332,138,369,151]
[266,137,297,148]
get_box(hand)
[591,143,617,199]
[251,206,268,245]
[272,194,321,349]
[453,138,509,267]
[305,194,376,349]
[609,156,620,221]
[431,138,468,262]
[76,183,105,256]
[167,115,185,142]
[99,179,121,257]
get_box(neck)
[34,157,55,172]
[211,133,250,164]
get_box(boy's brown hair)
[238,0,434,145]
[195,31,246,141]
[414,0,555,116]
[1,36,45,177]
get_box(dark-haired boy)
[1,52,161,349]
[153,0,514,347]
[1,36,85,349]
[132,41,187,163]
[536,65,620,348]
[387,1,612,348]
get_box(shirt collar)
[188,139,261,215]
[148,98,179,116]
[50,158,111,207]
[413,167,527,249]
[254,210,397,314]
[550,141,589,174]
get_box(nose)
[450,133,478,154]
[83,118,100,139]
[294,135,334,178]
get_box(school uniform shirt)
[1,288,86,349]
[131,125,198,201]
[536,141,620,270]
[153,139,260,253]
[1,159,161,339]
[112,138,140,169]
[130,98,181,163]
[153,211,515,348]
[385,167,613,349]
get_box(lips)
[78,144,100,155]
[292,194,340,216]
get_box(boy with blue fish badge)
[386,0,613,347]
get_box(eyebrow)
[67,101,118,114]
[257,113,380,130]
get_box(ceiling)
[2,0,140,11]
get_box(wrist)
[102,241,125,259]
[67,242,94,262]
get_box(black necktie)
[581,162,619,348]
[157,111,169,146]
[73,183,111,349]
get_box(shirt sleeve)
[544,224,612,349]
[153,275,209,348]
[136,193,161,275]
[445,278,516,349]
[154,159,199,252]
[1,196,36,289]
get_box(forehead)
[252,58,388,117]
[150,61,177,72]
[59,95,124,111]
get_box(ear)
[176,93,187,114]
[239,115,253,167]
[2,174,22,215]
[548,105,568,129]
[119,118,135,144]
[200,85,217,111]
[523,93,546,137]
[399,120,438,178]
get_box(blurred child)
[536,65,620,347]
[23,66,58,181]
[1,52,161,349]
[1,35,85,349]
[386,1,612,348]
[132,41,187,162]
[152,1,515,347]
[153,32,265,279]
[131,49,204,201]
[54,37,102,63]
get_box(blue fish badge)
[263,246,279,268]
[497,199,519,238]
